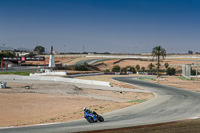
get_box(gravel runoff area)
[0,75,154,127]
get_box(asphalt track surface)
[1,77,200,133]
[0,66,39,72]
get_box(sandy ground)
[141,76,200,92]
[0,79,153,127]
[97,59,198,71]
[1,57,199,128]
[25,57,75,65]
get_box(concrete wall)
[182,64,191,79]
[5,75,110,87]
[69,72,104,78]
[30,71,67,76]
[42,54,200,59]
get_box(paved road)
[1,77,200,133]
[0,66,39,72]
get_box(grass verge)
[127,100,147,103]
[0,71,30,76]
[178,76,196,81]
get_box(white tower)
[49,46,55,68]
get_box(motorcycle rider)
[83,107,98,116]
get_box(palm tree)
[152,46,166,77]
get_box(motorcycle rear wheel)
[97,115,104,122]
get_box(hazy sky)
[1,0,200,53]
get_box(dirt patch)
[80,119,200,133]
[25,57,75,65]
[96,58,198,71]
[141,76,200,92]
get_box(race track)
[1,77,200,133]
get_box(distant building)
[15,52,29,56]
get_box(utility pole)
[64,45,66,57]
[196,55,198,82]
[2,43,6,52]
[83,45,85,53]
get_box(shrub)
[104,69,110,72]
[166,67,176,75]
[112,65,121,72]
[74,65,88,71]
[191,68,196,75]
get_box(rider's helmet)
[83,107,87,111]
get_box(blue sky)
[1,0,200,53]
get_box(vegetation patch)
[0,71,30,76]
[178,76,196,81]
[127,100,147,103]
[178,76,190,80]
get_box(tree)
[34,46,45,54]
[135,64,140,71]
[3,51,15,57]
[148,63,155,71]
[164,62,169,69]
[112,65,121,72]
[152,46,166,77]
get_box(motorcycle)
[84,111,104,123]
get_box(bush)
[166,67,176,75]
[191,68,196,75]
[112,65,121,72]
[104,69,110,72]
[74,65,88,71]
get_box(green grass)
[127,100,147,103]
[0,71,30,76]
[178,76,196,81]
[178,76,190,80]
